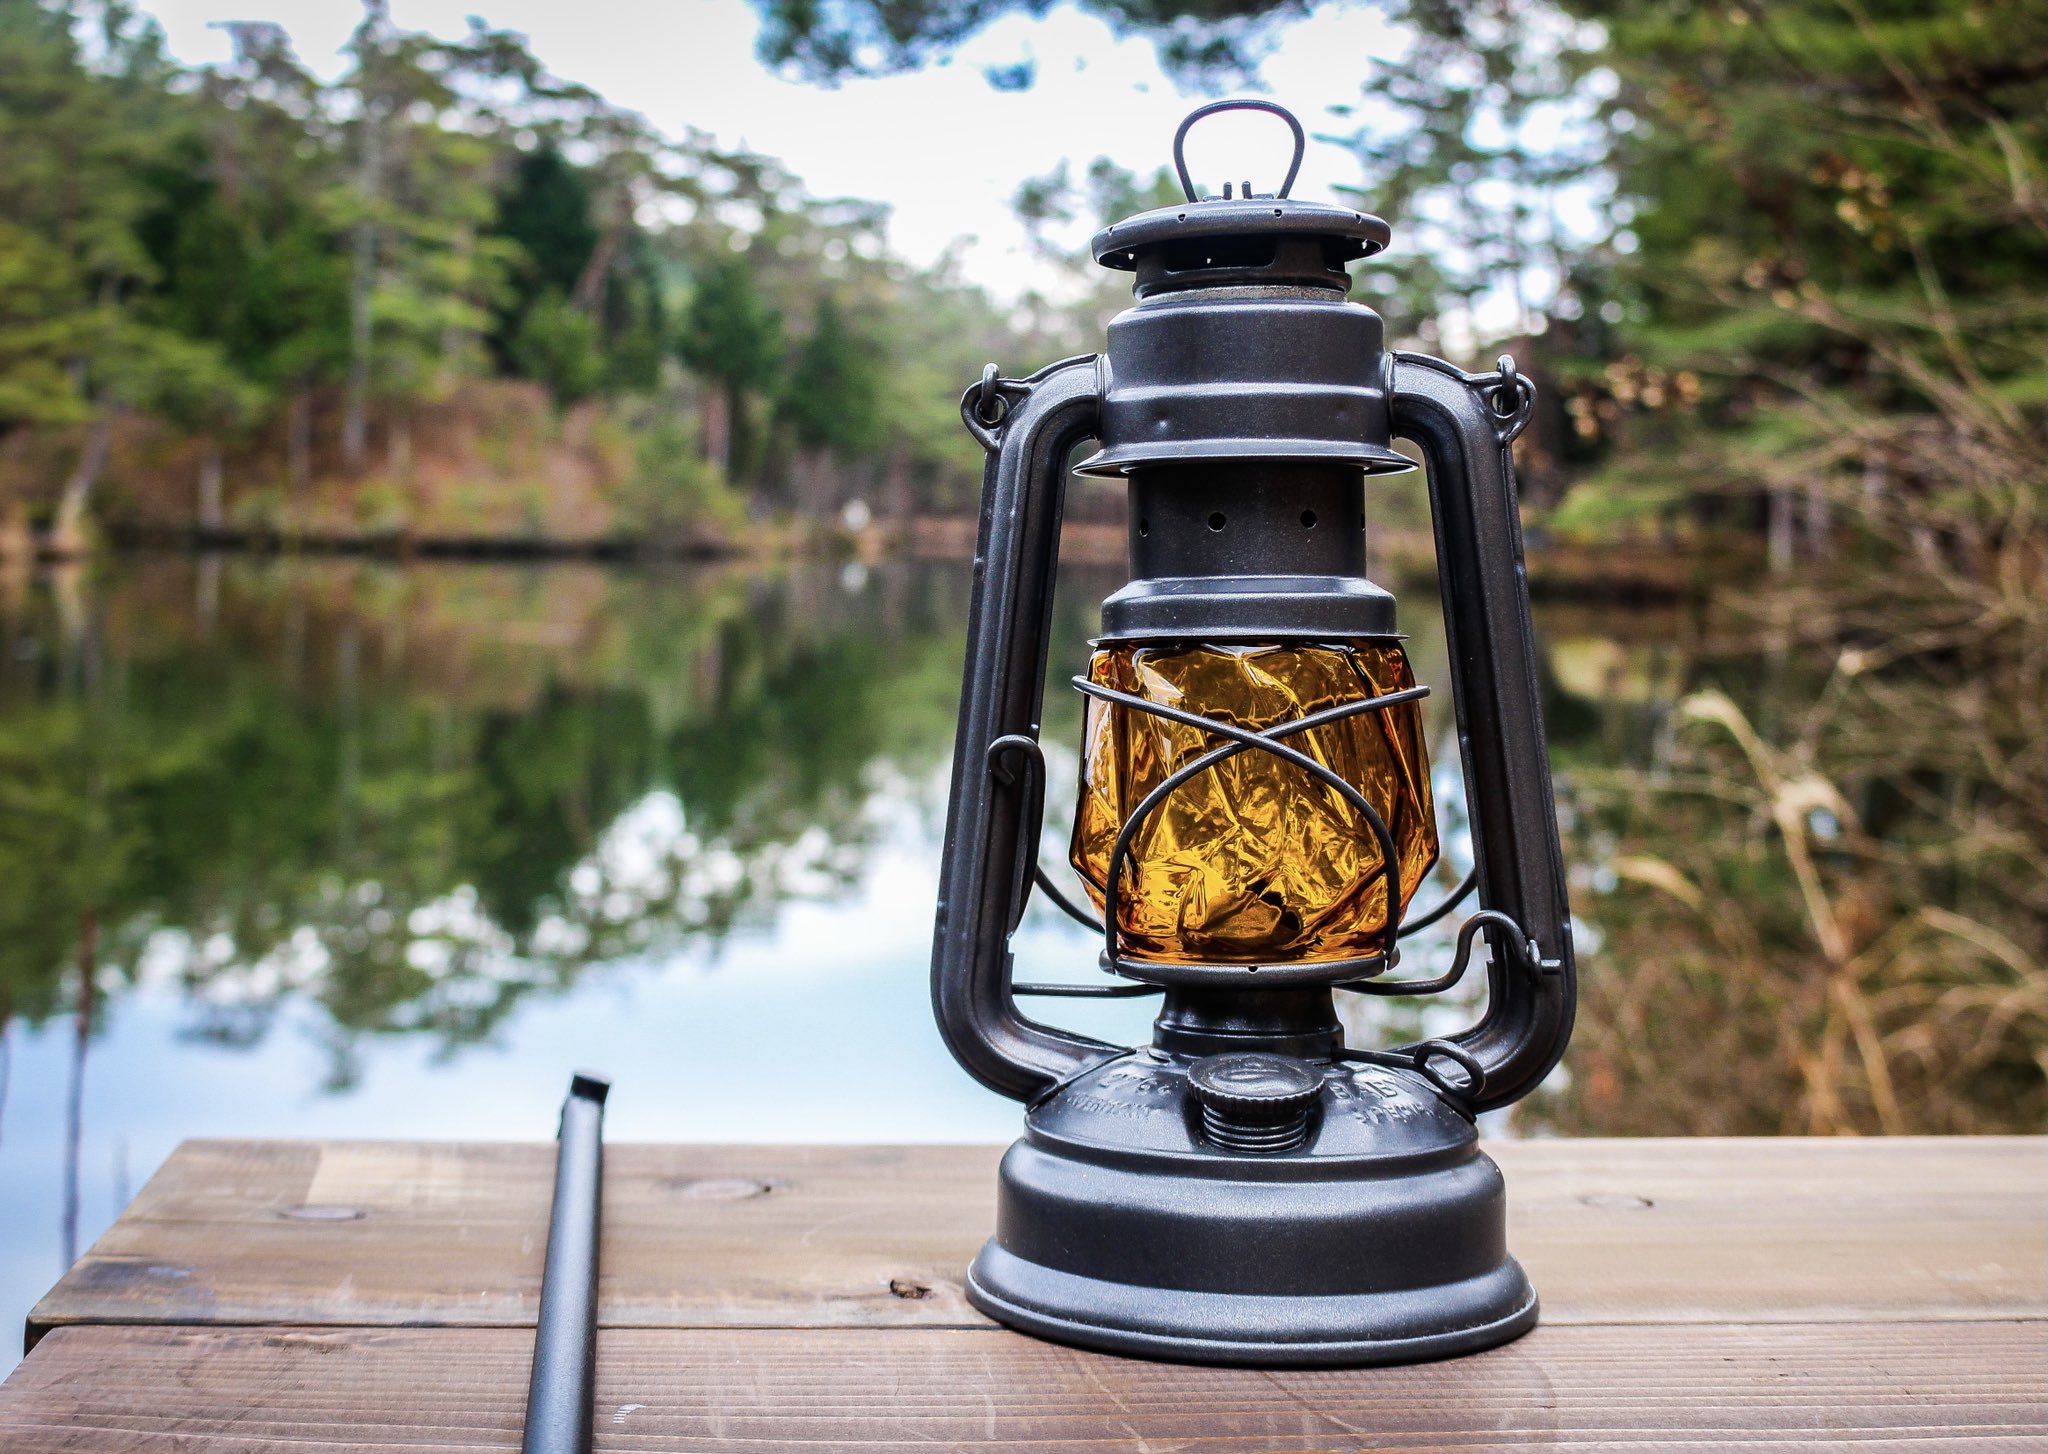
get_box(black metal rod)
[1398,868,1478,938]
[521,1072,610,1454]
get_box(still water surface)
[0,553,1680,1350]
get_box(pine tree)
[677,255,784,482]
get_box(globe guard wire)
[1073,677,1428,980]
[1015,863,1165,995]
[994,683,1532,1009]
[986,735,1109,936]
[1031,863,1106,934]
[1397,867,1477,938]
[1337,908,1543,998]
[986,735,1154,999]
[1028,861,1470,954]
[1011,977,1165,999]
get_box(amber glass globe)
[1070,640,1437,966]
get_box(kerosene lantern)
[931,100,1577,1366]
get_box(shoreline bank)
[2,517,1731,603]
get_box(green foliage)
[0,0,1036,533]
[677,254,785,481]
[747,0,1306,86]
[0,220,90,429]
[613,409,744,539]
[779,296,884,455]
[678,256,785,394]
[1338,0,1608,348]
[509,290,604,408]
[491,148,599,301]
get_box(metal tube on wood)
[520,1072,609,1454]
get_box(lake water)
[0,550,1690,1351]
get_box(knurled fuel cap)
[1188,1052,1321,1153]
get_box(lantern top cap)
[1091,197,1391,271]
[1091,100,1390,286]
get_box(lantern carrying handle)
[1172,99,1306,202]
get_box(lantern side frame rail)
[933,356,1124,1103]
[1007,674,1547,1109]
[1390,352,1576,1112]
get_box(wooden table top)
[4,1136,2045,1451]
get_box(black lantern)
[930,100,1577,1367]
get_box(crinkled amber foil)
[1069,640,1437,965]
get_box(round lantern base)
[964,1049,1539,1368]
[968,1248,1535,1367]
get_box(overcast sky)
[139,0,1418,297]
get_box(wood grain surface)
[28,1136,2047,1343]
[5,1321,2045,1453]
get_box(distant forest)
[2,0,2043,567]
[0,0,1080,552]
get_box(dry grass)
[1536,388,2046,1136]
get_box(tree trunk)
[62,907,97,1269]
[343,103,385,475]
[197,550,221,633]
[726,385,755,487]
[197,440,224,533]
[1766,486,1794,573]
[386,408,411,480]
[700,385,731,478]
[1803,478,1830,560]
[882,443,912,524]
[288,388,313,498]
[570,193,629,313]
[441,225,473,378]
[808,448,841,521]
[0,498,33,564]
[50,410,115,558]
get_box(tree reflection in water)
[0,556,1017,1092]
[0,552,2036,1142]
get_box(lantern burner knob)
[1188,1052,1321,1153]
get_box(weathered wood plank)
[29,1137,2047,1342]
[1501,1135,2048,1325]
[30,1142,996,1342]
[4,1322,2043,1452]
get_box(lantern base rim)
[967,1244,1537,1368]
[965,1049,1536,1367]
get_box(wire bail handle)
[1172,99,1306,203]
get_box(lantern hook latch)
[962,363,1021,454]
[1341,1038,1488,1115]
[1465,354,1536,446]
